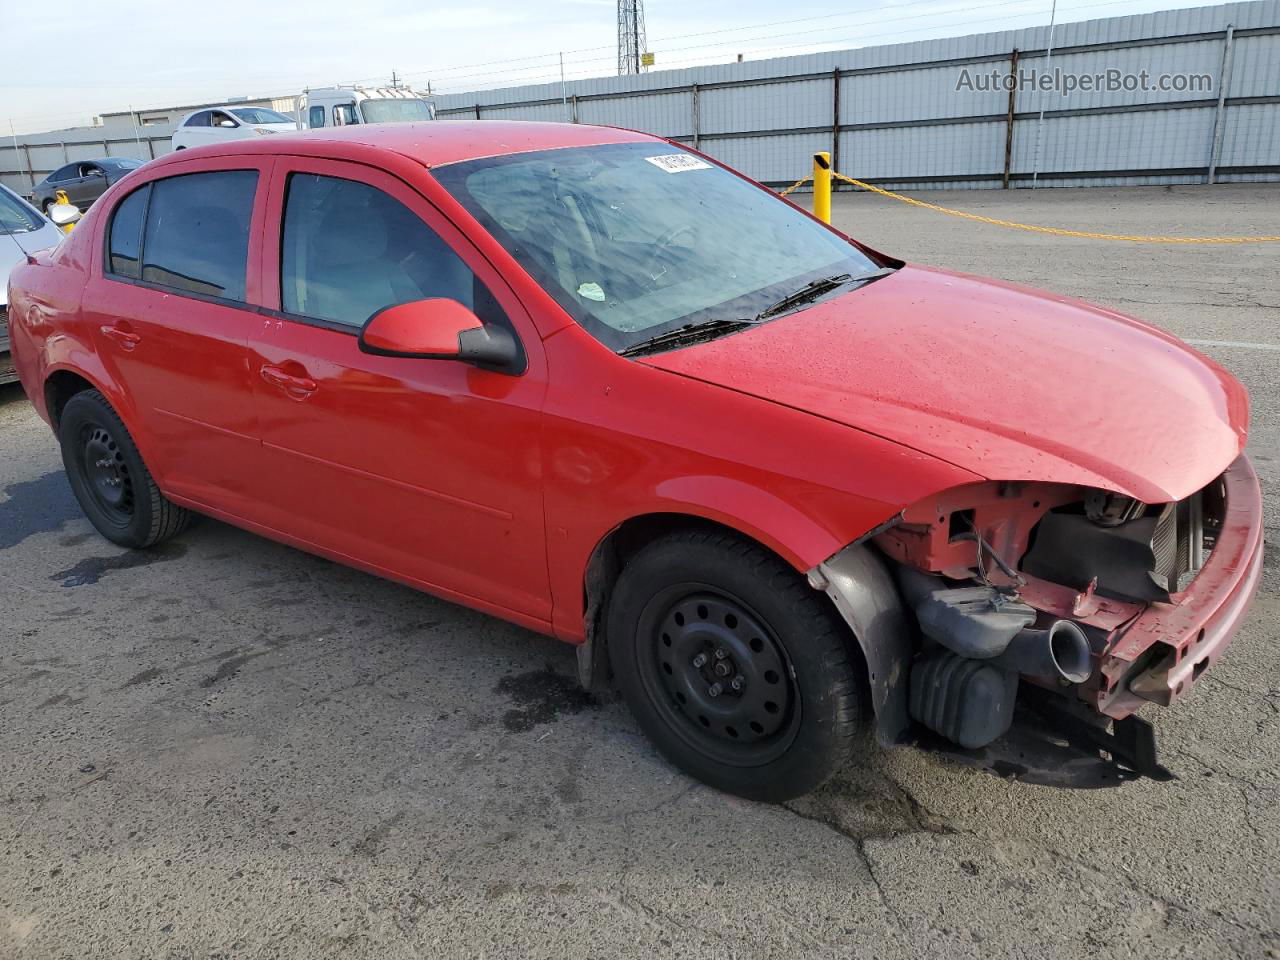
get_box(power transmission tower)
[617,0,647,75]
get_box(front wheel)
[58,389,192,548]
[608,529,866,802]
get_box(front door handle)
[100,324,141,350]
[260,364,318,397]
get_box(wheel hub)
[652,592,795,749]
[81,426,133,517]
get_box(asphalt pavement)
[1,183,1277,958]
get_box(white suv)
[171,106,296,150]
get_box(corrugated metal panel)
[5,1,1278,194]
[428,1,1280,189]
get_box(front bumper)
[1094,453,1263,719]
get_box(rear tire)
[58,390,191,548]
[607,529,865,802]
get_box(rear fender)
[41,355,162,473]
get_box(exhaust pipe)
[995,620,1093,684]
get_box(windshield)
[230,107,293,125]
[433,142,880,352]
[105,158,144,170]
[0,187,43,235]
[359,98,434,123]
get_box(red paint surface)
[7,123,1261,700]
[643,265,1248,505]
[362,299,483,356]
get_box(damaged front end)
[811,454,1263,787]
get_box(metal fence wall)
[431,0,1280,190]
[4,1,1278,197]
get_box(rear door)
[249,158,552,623]
[84,157,272,518]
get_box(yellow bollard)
[812,151,832,224]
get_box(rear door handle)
[100,324,141,349]
[260,364,318,397]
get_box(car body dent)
[641,264,1248,505]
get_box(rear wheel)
[58,390,191,548]
[608,529,865,802]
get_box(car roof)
[163,120,661,169]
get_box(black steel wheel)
[74,422,136,530]
[58,389,192,548]
[639,588,801,767]
[609,528,866,802]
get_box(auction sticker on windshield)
[645,154,713,173]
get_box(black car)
[31,157,146,213]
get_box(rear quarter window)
[107,184,149,278]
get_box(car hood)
[640,265,1247,504]
[0,224,64,306]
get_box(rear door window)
[48,163,79,183]
[185,111,212,127]
[135,171,258,301]
[308,105,325,128]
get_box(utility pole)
[617,0,647,75]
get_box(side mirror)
[359,298,522,373]
[217,119,237,128]
[48,201,82,228]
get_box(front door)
[250,159,552,623]
[84,158,271,518]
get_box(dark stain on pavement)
[495,666,598,733]
[198,652,263,688]
[49,542,187,587]
[123,667,163,687]
[0,471,81,551]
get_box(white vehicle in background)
[0,183,65,385]
[299,86,435,129]
[171,106,297,150]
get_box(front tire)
[608,529,865,802]
[59,390,191,548]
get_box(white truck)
[299,86,436,129]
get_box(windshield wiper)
[754,267,897,321]
[618,267,899,358]
[619,318,757,358]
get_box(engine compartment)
[861,475,1225,775]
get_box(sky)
[5,0,1226,134]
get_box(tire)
[607,529,865,802]
[58,389,191,548]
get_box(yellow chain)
[778,175,813,198]
[828,171,1280,244]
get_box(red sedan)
[7,122,1262,800]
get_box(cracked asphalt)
[2,184,1278,958]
